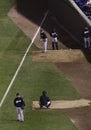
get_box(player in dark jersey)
[39,91,51,108]
[82,27,91,48]
[50,28,58,50]
[14,93,25,122]
[40,29,48,53]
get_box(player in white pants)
[40,29,48,53]
[43,38,48,53]
[16,107,24,121]
[82,27,91,49]
[83,37,90,49]
[14,93,25,122]
[50,28,58,50]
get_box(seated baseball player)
[39,91,51,108]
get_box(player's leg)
[87,37,91,48]
[16,107,21,121]
[84,37,87,48]
[46,101,51,108]
[55,42,58,50]
[52,38,55,50]
[20,108,24,121]
[44,39,47,52]
[54,38,58,50]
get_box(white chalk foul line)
[0,10,49,107]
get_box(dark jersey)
[40,95,50,105]
[83,29,91,38]
[14,97,25,107]
[40,32,47,40]
[50,31,58,38]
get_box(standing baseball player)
[50,28,58,50]
[82,27,91,49]
[14,93,25,122]
[40,29,48,53]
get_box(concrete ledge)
[32,99,91,110]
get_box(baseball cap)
[42,91,47,95]
[16,93,20,96]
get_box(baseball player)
[39,91,51,108]
[40,29,48,53]
[14,93,25,122]
[50,28,58,50]
[82,27,91,49]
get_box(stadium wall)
[48,0,91,43]
[16,0,91,44]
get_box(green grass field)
[0,0,80,130]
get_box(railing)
[73,0,91,20]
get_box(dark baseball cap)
[16,93,20,96]
[42,91,47,95]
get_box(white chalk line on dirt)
[0,10,49,107]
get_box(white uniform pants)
[52,37,58,50]
[43,38,47,52]
[84,37,91,48]
[16,107,24,121]
[52,37,58,43]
